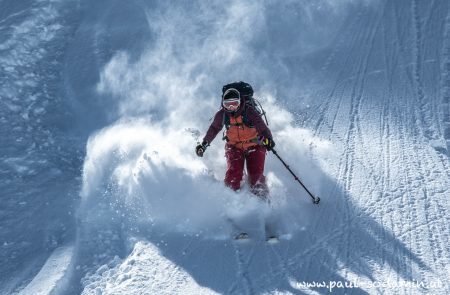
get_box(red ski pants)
[224,144,268,197]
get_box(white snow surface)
[1,0,450,294]
[20,246,74,295]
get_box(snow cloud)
[96,0,379,120]
[83,0,341,239]
[80,114,333,239]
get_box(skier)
[195,81,275,199]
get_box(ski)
[233,233,279,243]
[265,236,279,244]
[234,232,250,240]
[264,222,278,243]
[227,217,279,243]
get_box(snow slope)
[1,0,449,294]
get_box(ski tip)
[266,237,279,244]
[234,233,250,241]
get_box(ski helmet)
[222,88,241,112]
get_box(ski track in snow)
[441,3,450,154]
[0,0,81,293]
[302,0,450,292]
[2,0,450,294]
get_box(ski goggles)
[222,88,241,111]
[222,98,241,111]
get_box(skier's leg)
[224,144,245,191]
[246,145,269,198]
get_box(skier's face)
[223,98,240,112]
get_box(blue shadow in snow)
[135,168,429,295]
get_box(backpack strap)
[222,108,252,128]
[222,112,230,141]
[241,108,254,128]
[222,111,230,128]
[221,108,256,142]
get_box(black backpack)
[222,81,254,98]
[221,81,269,126]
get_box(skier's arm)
[247,107,272,139]
[202,110,225,145]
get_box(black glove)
[258,136,275,151]
[195,141,209,157]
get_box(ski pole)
[270,148,320,204]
